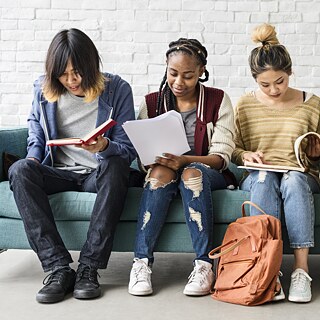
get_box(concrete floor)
[0,250,319,320]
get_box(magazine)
[238,132,320,173]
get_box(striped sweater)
[232,92,320,179]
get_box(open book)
[238,132,320,173]
[122,110,190,165]
[46,119,116,146]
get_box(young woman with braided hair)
[128,38,236,296]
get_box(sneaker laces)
[131,259,152,285]
[291,270,312,291]
[76,265,100,285]
[43,266,71,286]
[187,264,210,286]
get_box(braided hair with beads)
[156,38,209,115]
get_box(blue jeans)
[8,156,130,272]
[134,162,227,264]
[241,170,320,248]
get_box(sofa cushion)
[0,181,140,221]
[1,180,251,224]
[2,179,318,225]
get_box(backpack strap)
[242,201,268,217]
[209,236,257,259]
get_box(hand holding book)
[46,119,116,147]
[78,135,109,153]
[238,132,320,173]
[305,133,320,161]
[241,150,264,164]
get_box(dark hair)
[43,28,105,102]
[156,38,209,115]
[249,24,292,79]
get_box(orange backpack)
[209,201,283,306]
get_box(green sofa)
[1,127,320,255]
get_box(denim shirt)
[26,73,136,166]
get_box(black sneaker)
[36,266,76,303]
[73,264,101,299]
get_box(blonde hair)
[251,23,279,46]
[249,23,292,79]
[43,73,105,103]
[42,28,105,103]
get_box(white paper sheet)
[122,110,191,165]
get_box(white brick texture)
[0,0,320,126]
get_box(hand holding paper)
[154,152,188,171]
[122,110,190,165]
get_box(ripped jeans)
[134,162,227,264]
[241,170,320,248]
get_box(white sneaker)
[288,268,312,303]
[183,260,214,296]
[128,258,153,296]
[272,274,285,301]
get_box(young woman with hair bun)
[232,23,320,303]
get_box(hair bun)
[251,23,280,46]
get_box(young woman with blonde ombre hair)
[8,28,136,303]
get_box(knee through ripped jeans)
[134,162,228,263]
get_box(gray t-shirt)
[180,107,196,155]
[54,92,99,171]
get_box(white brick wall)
[0,0,319,126]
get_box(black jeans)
[8,156,130,272]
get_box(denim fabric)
[8,156,130,272]
[240,170,320,248]
[134,162,227,264]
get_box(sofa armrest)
[0,127,28,181]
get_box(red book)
[46,119,116,146]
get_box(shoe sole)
[288,295,311,303]
[73,288,101,299]
[183,289,211,296]
[128,289,153,296]
[36,293,65,304]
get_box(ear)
[199,66,205,77]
